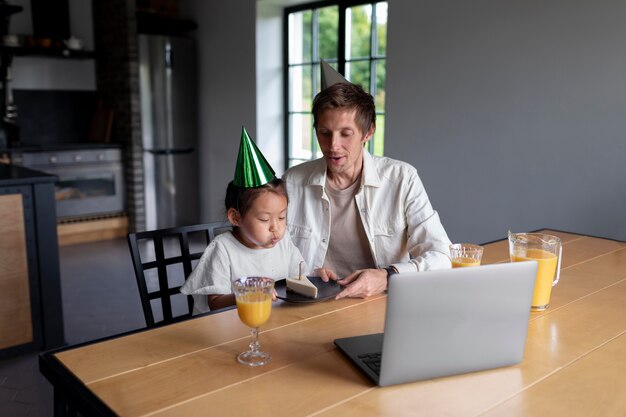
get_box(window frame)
[283,0,387,170]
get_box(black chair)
[127,221,233,328]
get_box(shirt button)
[322,239,327,243]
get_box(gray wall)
[384,0,626,243]
[187,0,626,240]
[184,0,257,222]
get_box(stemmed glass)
[232,276,275,366]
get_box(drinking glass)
[449,243,484,267]
[233,276,275,366]
[508,231,562,311]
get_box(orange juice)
[236,293,272,328]
[512,248,558,309]
[451,257,481,268]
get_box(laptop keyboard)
[358,352,382,376]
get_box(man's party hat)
[320,59,350,90]
[233,126,276,188]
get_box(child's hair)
[225,177,288,220]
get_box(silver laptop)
[334,261,538,386]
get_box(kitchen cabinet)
[0,164,64,358]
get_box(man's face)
[315,108,373,177]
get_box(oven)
[11,147,125,220]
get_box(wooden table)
[39,230,626,416]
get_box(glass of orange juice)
[450,243,484,267]
[233,276,275,366]
[508,232,562,311]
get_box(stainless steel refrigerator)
[139,34,199,230]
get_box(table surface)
[40,230,626,417]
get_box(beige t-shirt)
[323,179,375,278]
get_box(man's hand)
[335,268,388,299]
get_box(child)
[180,127,305,313]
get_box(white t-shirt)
[323,178,375,278]
[180,231,305,313]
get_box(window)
[285,1,388,168]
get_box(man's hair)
[312,82,376,135]
[225,177,288,219]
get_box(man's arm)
[391,169,451,273]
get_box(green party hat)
[321,59,350,89]
[233,126,276,188]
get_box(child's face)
[230,192,288,250]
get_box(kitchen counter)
[0,163,64,358]
[0,162,57,184]
[1,142,122,154]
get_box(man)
[283,61,451,299]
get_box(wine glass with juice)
[233,276,275,366]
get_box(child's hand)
[271,288,278,301]
[315,267,340,282]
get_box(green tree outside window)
[286,1,388,168]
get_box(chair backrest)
[127,221,233,327]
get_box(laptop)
[334,261,538,386]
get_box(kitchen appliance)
[139,34,199,230]
[11,146,125,220]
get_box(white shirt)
[283,150,451,274]
[180,231,305,313]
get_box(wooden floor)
[0,238,144,417]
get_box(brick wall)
[92,0,145,232]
